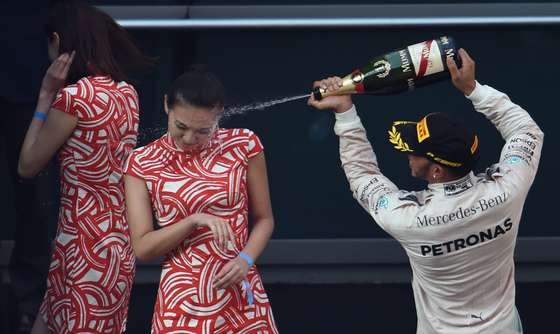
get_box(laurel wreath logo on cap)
[388,122,413,152]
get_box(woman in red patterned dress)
[18,1,151,333]
[124,68,279,333]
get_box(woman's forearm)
[241,218,274,262]
[18,92,57,177]
[134,217,197,261]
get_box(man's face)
[407,155,433,181]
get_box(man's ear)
[164,95,169,115]
[432,164,444,179]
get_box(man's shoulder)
[373,189,432,218]
[394,189,434,207]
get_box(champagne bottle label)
[407,39,445,78]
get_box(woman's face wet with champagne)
[164,95,222,152]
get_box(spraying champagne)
[313,36,461,100]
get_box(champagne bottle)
[313,36,461,100]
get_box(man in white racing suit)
[308,49,543,333]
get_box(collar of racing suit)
[427,171,477,197]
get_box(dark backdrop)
[126,26,558,239]
[1,2,559,334]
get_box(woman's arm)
[124,174,235,262]
[124,174,195,261]
[18,108,77,178]
[241,151,275,261]
[214,151,274,289]
[18,52,77,178]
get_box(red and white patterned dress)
[125,130,278,334]
[40,76,139,333]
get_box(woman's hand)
[213,256,250,290]
[189,213,236,251]
[39,51,75,97]
[307,76,353,113]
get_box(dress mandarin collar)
[159,131,221,159]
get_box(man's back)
[398,170,527,333]
[334,82,543,333]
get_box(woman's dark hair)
[166,65,226,110]
[45,0,153,84]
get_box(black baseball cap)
[388,113,479,169]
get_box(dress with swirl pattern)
[40,75,139,333]
[125,129,278,334]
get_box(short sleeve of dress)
[246,130,264,159]
[52,85,79,117]
[123,149,146,180]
